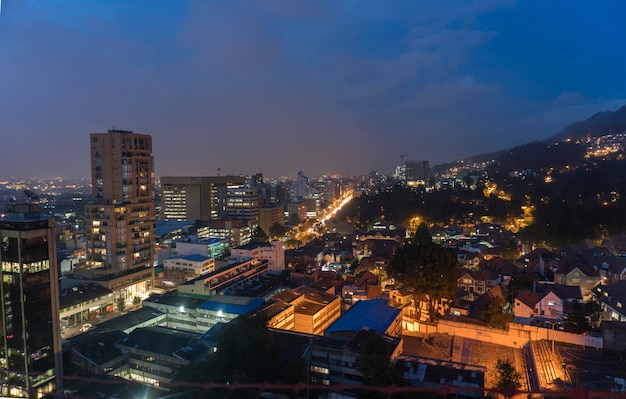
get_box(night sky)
[1,1,625,179]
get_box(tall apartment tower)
[0,203,62,398]
[82,129,155,294]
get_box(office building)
[80,129,155,297]
[160,176,246,221]
[0,203,63,398]
[404,160,430,185]
[259,205,284,236]
[226,183,259,228]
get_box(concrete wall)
[402,316,603,349]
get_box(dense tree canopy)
[495,359,522,390]
[387,242,459,321]
[355,333,402,388]
[250,226,270,243]
[480,296,513,330]
[172,315,285,398]
[268,222,287,238]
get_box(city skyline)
[1,1,625,179]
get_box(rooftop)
[325,298,401,335]
[118,326,202,356]
[60,283,113,309]
[199,296,265,315]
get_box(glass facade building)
[0,204,62,398]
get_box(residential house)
[554,256,601,299]
[591,280,626,322]
[514,283,582,323]
[457,269,501,301]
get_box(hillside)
[433,105,626,174]
[545,105,626,143]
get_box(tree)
[387,242,459,321]
[250,226,269,243]
[268,222,287,238]
[481,296,513,330]
[355,333,403,398]
[585,300,602,329]
[173,315,280,387]
[507,272,535,303]
[497,240,519,261]
[414,222,432,246]
[563,299,599,333]
[116,296,126,313]
[495,359,522,390]
[132,296,141,307]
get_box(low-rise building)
[176,258,270,298]
[69,331,129,378]
[513,282,583,322]
[163,254,215,280]
[142,293,265,333]
[271,286,341,335]
[173,237,229,259]
[554,257,602,299]
[231,241,285,272]
[59,283,115,333]
[325,298,402,338]
[591,280,626,322]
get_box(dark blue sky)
[1,0,625,179]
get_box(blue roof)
[199,297,265,315]
[325,298,401,335]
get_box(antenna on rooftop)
[217,167,221,177]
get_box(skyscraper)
[80,129,155,297]
[0,202,62,398]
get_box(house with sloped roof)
[591,280,626,322]
[554,256,601,299]
[457,269,501,301]
[514,283,582,322]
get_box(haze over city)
[1,0,625,179]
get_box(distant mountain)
[545,105,626,143]
[433,105,626,174]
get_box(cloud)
[0,0,623,179]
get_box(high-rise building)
[404,160,430,185]
[293,171,309,199]
[160,176,246,221]
[80,129,155,296]
[226,183,259,228]
[0,203,62,398]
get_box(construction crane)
[400,154,409,165]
